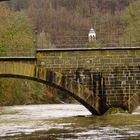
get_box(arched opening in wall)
[0,73,100,115]
[0,77,74,106]
[0,78,47,106]
[0,77,92,138]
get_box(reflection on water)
[0,104,140,140]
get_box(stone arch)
[0,62,102,115]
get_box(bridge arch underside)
[0,71,102,115]
[0,62,139,115]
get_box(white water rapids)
[0,104,140,139]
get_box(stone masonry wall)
[36,47,140,112]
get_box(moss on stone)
[105,107,128,115]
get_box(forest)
[0,0,139,106]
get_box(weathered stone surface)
[0,47,140,114]
[36,47,140,113]
[0,60,102,115]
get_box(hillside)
[5,0,138,48]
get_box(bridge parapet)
[0,48,35,57]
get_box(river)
[0,104,140,140]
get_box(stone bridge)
[0,47,140,115]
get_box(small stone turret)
[88,28,96,42]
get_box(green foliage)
[120,0,140,46]
[0,5,41,106]
[0,4,71,106]
[0,79,48,106]
[0,78,71,106]
[0,5,33,52]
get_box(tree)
[0,5,33,54]
[0,2,73,106]
[120,0,140,46]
